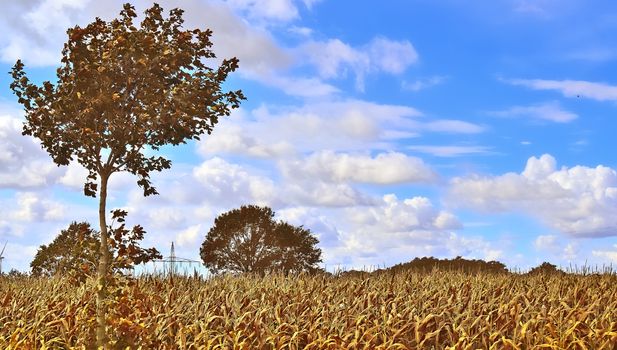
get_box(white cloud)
[592,244,617,262]
[0,242,39,273]
[198,100,483,160]
[449,154,617,237]
[176,224,203,247]
[409,145,492,157]
[346,194,461,232]
[198,101,418,157]
[533,234,558,250]
[0,0,292,81]
[321,194,502,268]
[281,151,436,185]
[225,0,299,21]
[284,181,375,208]
[565,48,617,63]
[6,192,66,222]
[192,157,277,207]
[368,37,419,74]
[302,39,365,80]
[0,114,64,189]
[300,37,418,91]
[507,78,617,101]
[271,194,499,271]
[422,120,485,134]
[262,75,339,97]
[301,0,322,10]
[0,0,88,66]
[489,101,578,123]
[562,243,578,262]
[402,76,446,92]
[288,25,313,37]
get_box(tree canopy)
[10,3,244,198]
[200,205,322,275]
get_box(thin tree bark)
[96,170,110,349]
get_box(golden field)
[1,270,616,349]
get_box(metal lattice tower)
[152,241,200,278]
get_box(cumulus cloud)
[489,101,578,123]
[300,37,418,91]
[123,158,280,225]
[449,154,617,237]
[198,100,483,159]
[321,194,501,268]
[346,194,461,232]
[192,157,277,207]
[272,194,498,271]
[0,114,64,189]
[506,78,617,101]
[592,244,617,262]
[292,183,374,207]
[0,0,292,85]
[16,193,64,222]
[176,224,203,247]
[0,242,39,273]
[534,234,559,250]
[281,151,436,185]
[3,192,66,223]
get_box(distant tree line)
[9,206,604,280]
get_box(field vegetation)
[1,265,616,349]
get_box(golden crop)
[1,270,616,349]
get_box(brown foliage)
[30,214,162,284]
[200,205,323,276]
[9,3,244,197]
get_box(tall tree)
[200,205,323,275]
[9,3,244,347]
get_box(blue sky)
[1,0,617,273]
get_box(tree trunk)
[96,171,111,349]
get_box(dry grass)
[1,270,616,349]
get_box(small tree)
[31,216,161,283]
[31,221,100,279]
[528,262,564,276]
[200,205,322,275]
[9,3,243,347]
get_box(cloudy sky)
[1,0,617,273]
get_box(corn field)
[1,270,616,349]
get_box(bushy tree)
[31,221,100,279]
[31,214,161,283]
[275,222,322,274]
[200,205,322,275]
[9,3,243,347]
[527,262,565,276]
